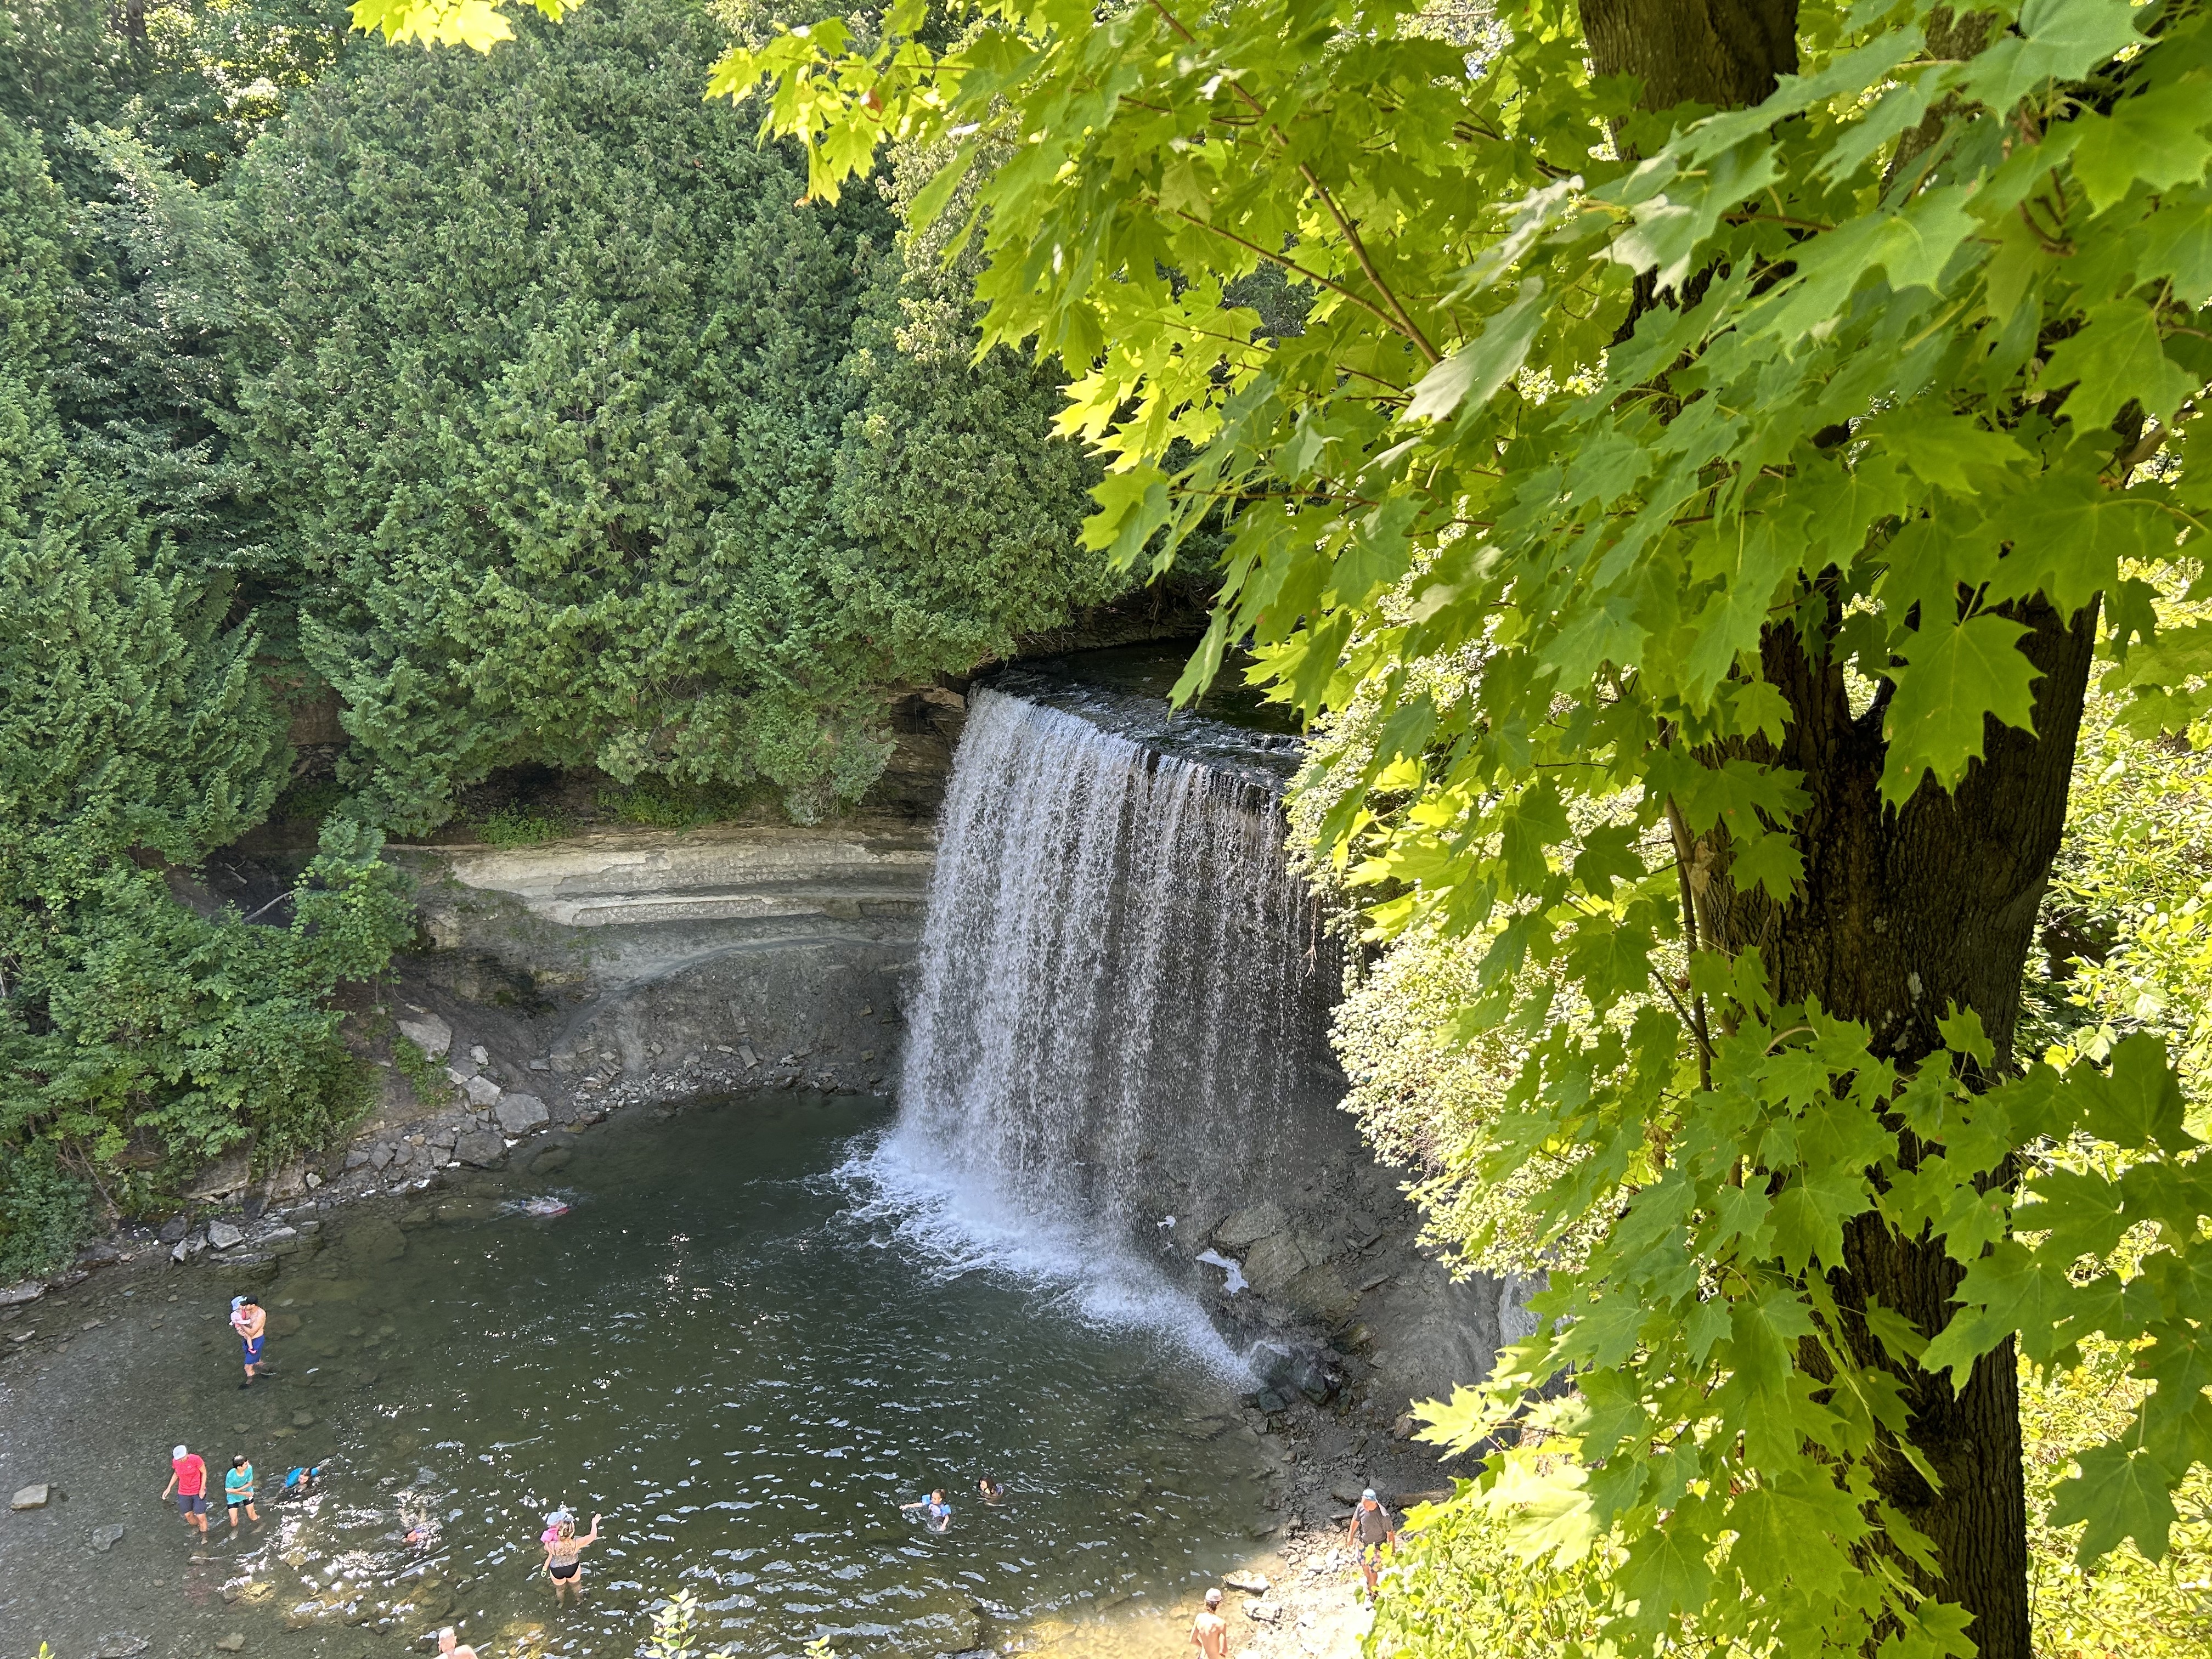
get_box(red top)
[172,1454,206,1495]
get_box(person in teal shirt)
[224,1455,259,1528]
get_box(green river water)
[0,1094,1275,1659]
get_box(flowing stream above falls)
[856,686,1340,1355]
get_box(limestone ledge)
[411,821,935,934]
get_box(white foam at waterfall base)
[841,686,1332,1381]
[842,1127,1250,1377]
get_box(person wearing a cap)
[162,1444,210,1535]
[1189,1585,1229,1657]
[229,1294,268,1387]
[1346,1487,1397,1599]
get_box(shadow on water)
[1,1094,1273,1659]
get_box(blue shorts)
[176,1492,207,1516]
[242,1336,264,1363]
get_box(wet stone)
[12,1482,50,1509]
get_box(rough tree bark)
[1578,4,2070,1656]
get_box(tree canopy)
[234,0,1110,827]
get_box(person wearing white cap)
[1189,1585,1229,1657]
[162,1443,210,1535]
[1346,1487,1396,1599]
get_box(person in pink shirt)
[162,1444,210,1535]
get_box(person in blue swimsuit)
[900,1489,952,1532]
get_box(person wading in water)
[541,1512,602,1604]
[1346,1488,1396,1600]
[1189,1587,1229,1657]
[230,1295,268,1388]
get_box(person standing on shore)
[162,1444,209,1536]
[1190,1587,1229,1657]
[229,1295,268,1387]
[223,1455,260,1529]
[1346,1488,1396,1600]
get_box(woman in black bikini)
[541,1512,602,1605]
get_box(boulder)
[1243,1600,1283,1624]
[1329,1479,1370,1505]
[1223,1571,1271,1594]
[12,1482,50,1509]
[462,1074,502,1108]
[453,1129,507,1169]
[157,1217,190,1244]
[1280,1263,1359,1325]
[90,1522,125,1551]
[206,1221,246,1250]
[0,1280,44,1307]
[495,1093,550,1135]
[186,1152,251,1201]
[394,1012,452,1060]
[1215,1201,1288,1249]
[1240,1232,1310,1297]
[470,1044,489,1065]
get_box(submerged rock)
[12,1482,50,1509]
[89,1522,125,1551]
[494,1093,549,1134]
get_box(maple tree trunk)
[1577,6,2083,1656]
[1701,601,2100,1659]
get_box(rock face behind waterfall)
[883,681,1533,1415]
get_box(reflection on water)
[9,1094,1271,1658]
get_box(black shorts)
[549,1560,580,1581]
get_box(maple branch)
[1144,0,1441,364]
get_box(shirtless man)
[1190,1587,1229,1658]
[437,1627,478,1659]
[229,1295,268,1388]
[1347,1488,1397,1599]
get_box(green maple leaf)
[2069,81,2212,214]
[2139,193,2212,306]
[1984,469,2157,615]
[2041,301,2200,429]
[1880,614,2042,805]
[1404,279,1547,427]
[2081,1032,2188,1150]
[2047,1442,2180,1564]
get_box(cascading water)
[857,684,1340,1351]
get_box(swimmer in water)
[899,1489,952,1532]
[978,1476,1005,1505]
[437,1627,478,1659]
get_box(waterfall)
[857,685,1338,1348]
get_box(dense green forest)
[0,0,1109,1277]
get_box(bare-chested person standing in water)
[1190,1587,1229,1658]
